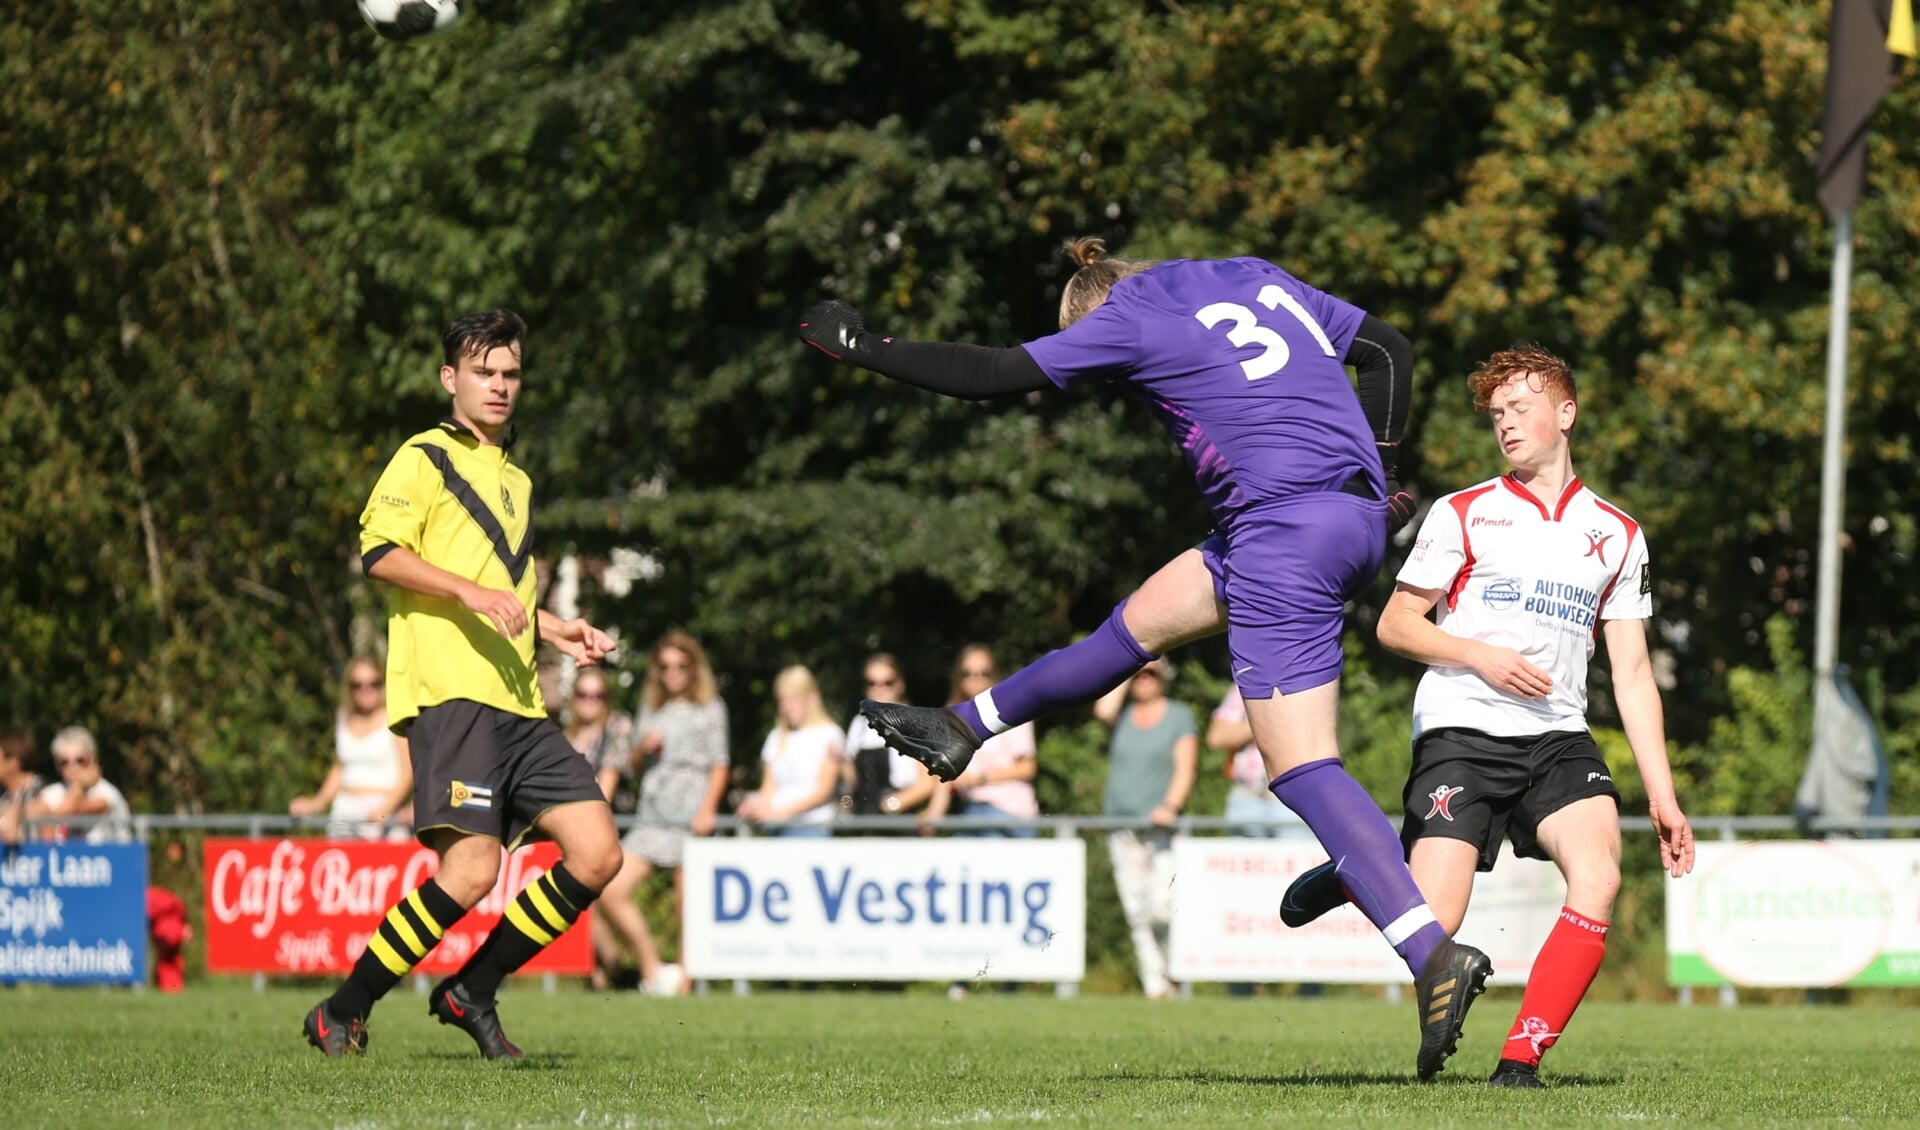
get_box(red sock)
[1502,906,1608,1069]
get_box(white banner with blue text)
[682,837,1086,982]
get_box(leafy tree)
[4,0,1913,819]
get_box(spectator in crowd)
[28,726,132,843]
[1208,686,1311,838]
[1208,684,1318,999]
[564,665,638,990]
[935,645,1039,837]
[738,665,845,836]
[843,653,940,829]
[597,630,729,996]
[0,725,44,845]
[288,656,413,841]
[567,667,638,817]
[1093,660,1197,1000]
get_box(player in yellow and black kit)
[303,309,624,1060]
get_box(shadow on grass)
[1094,1067,1623,1089]
[415,1051,581,1070]
[1093,1069,1415,1088]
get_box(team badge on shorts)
[450,781,494,810]
[1424,784,1464,821]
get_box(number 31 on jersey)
[1194,285,1337,381]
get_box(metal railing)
[17,811,1920,841]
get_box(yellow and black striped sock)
[328,880,464,1021]
[456,862,597,999]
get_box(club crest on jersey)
[499,486,516,519]
[1424,785,1464,821]
[1481,579,1522,610]
[1582,529,1612,566]
[449,781,494,810]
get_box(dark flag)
[1816,0,1907,218]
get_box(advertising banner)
[203,839,590,975]
[682,837,1085,982]
[0,842,147,985]
[1169,838,1566,983]
[1666,840,1920,987]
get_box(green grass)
[4,984,1918,1128]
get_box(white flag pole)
[1814,207,1853,682]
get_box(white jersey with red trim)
[1398,474,1652,738]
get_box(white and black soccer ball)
[355,0,463,42]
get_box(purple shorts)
[1201,492,1386,697]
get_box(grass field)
[5,984,1918,1128]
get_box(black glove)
[799,300,877,363]
[1385,477,1415,535]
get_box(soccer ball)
[647,962,685,997]
[355,0,463,42]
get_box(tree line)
[3,0,1914,815]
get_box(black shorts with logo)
[407,700,605,850]
[1399,727,1621,871]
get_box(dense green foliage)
[3,1,1914,814]
[8,986,1920,1127]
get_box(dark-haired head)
[442,308,527,369]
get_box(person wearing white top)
[1280,347,1694,1089]
[843,653,941,825]
[737,666,845,836]
[289,657,413,841]
[27,726,132,844]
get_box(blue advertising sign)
[0,843,148,985]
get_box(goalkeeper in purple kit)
[801,238,1491,1079]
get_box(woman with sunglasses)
[932,645,1037,838]
[290,656,413,841]
[1091,659,1196,999]
[597,630,729,995]
[27,725,132,844]
[564,666,638,990]
[565,667,636,816]
[841,653,940,829]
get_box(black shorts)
[1399,727,1621,871]
[408,700,606,850]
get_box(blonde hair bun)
[1064,236,1107,269]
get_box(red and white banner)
[202,839,591,975]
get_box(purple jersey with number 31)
[1021,258,1381,522]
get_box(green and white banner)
[1667,841,1920,987]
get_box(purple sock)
[1271,758,1446,976]
[950,602,1153,741]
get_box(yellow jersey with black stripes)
[359,418,542,729]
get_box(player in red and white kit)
[1280,345,1695,1088]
